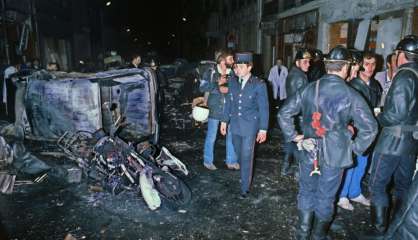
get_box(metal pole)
[1,0,10,64]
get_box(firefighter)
[280,48,312,177]
[278,46,378,239]
[362,35,418,240]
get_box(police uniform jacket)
[349,77,382,108]
[286,66,309,97]
[278,74,378,168]
[374,62,418,156]
[222,75,269,137]
[199,67,232,120]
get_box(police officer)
[281,48,312,177]
[363,35,418,240]
[279,46,377,240]
[220,52,269,198]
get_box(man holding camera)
[200,51,238,171]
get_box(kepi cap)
[235,52,253,64]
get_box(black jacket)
[349,77,382,108]
[308,61,326,82]
[286,66,308,97]
[374,62,418,156]
[385,176,418,240]
[278,74,378,168]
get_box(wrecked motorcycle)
[57,105,191,210]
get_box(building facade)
[261,0,418,73]
[204,0,263,70]
[0,0,105,71]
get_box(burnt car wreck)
[0,68,191,210]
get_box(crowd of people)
[199,35,418,239]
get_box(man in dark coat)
[220,52,269,198]
[281,48,312,177]
[349,51,382,109]
[337,51,382,211]
[384,175,418,240]
[279,46,378,240]
[362,35,418,240]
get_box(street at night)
[1,1,418,240]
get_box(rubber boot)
[360,205,387,240]
[311,218,331,240]
[296,210,313,240]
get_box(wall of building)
[278,0,417,51]
[259,0,417,73]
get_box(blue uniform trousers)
[340,154,369,198]
[298,162,343,221]
[369,153,416,207]
[232,133,256,194]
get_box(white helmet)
[192,106,209,122]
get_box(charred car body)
[4,68,191,210]
[21,68,159,144]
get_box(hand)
[256,131,267,143]
[293,134,304,143]
[347,125,355,135]
[219,63,227,75]
[220,122,227,136]
[373,107,381,117]
[219,86,228,94]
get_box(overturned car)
[20,68,159,144]
[3,68,191,210]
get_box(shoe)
[226,163,240,170]
[239,191,249,199]
[351,194,371,206]
[293,168,300,181]
[337,197,354,211]
[203,163,217,170]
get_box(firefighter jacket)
[374,62,418,156]
[278,74,378,168]
[349,77,382,109]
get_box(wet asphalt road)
[0,125,374,240]
[0,81,375,240]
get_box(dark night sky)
[104,0,202,58]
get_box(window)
[263,0,279,17]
